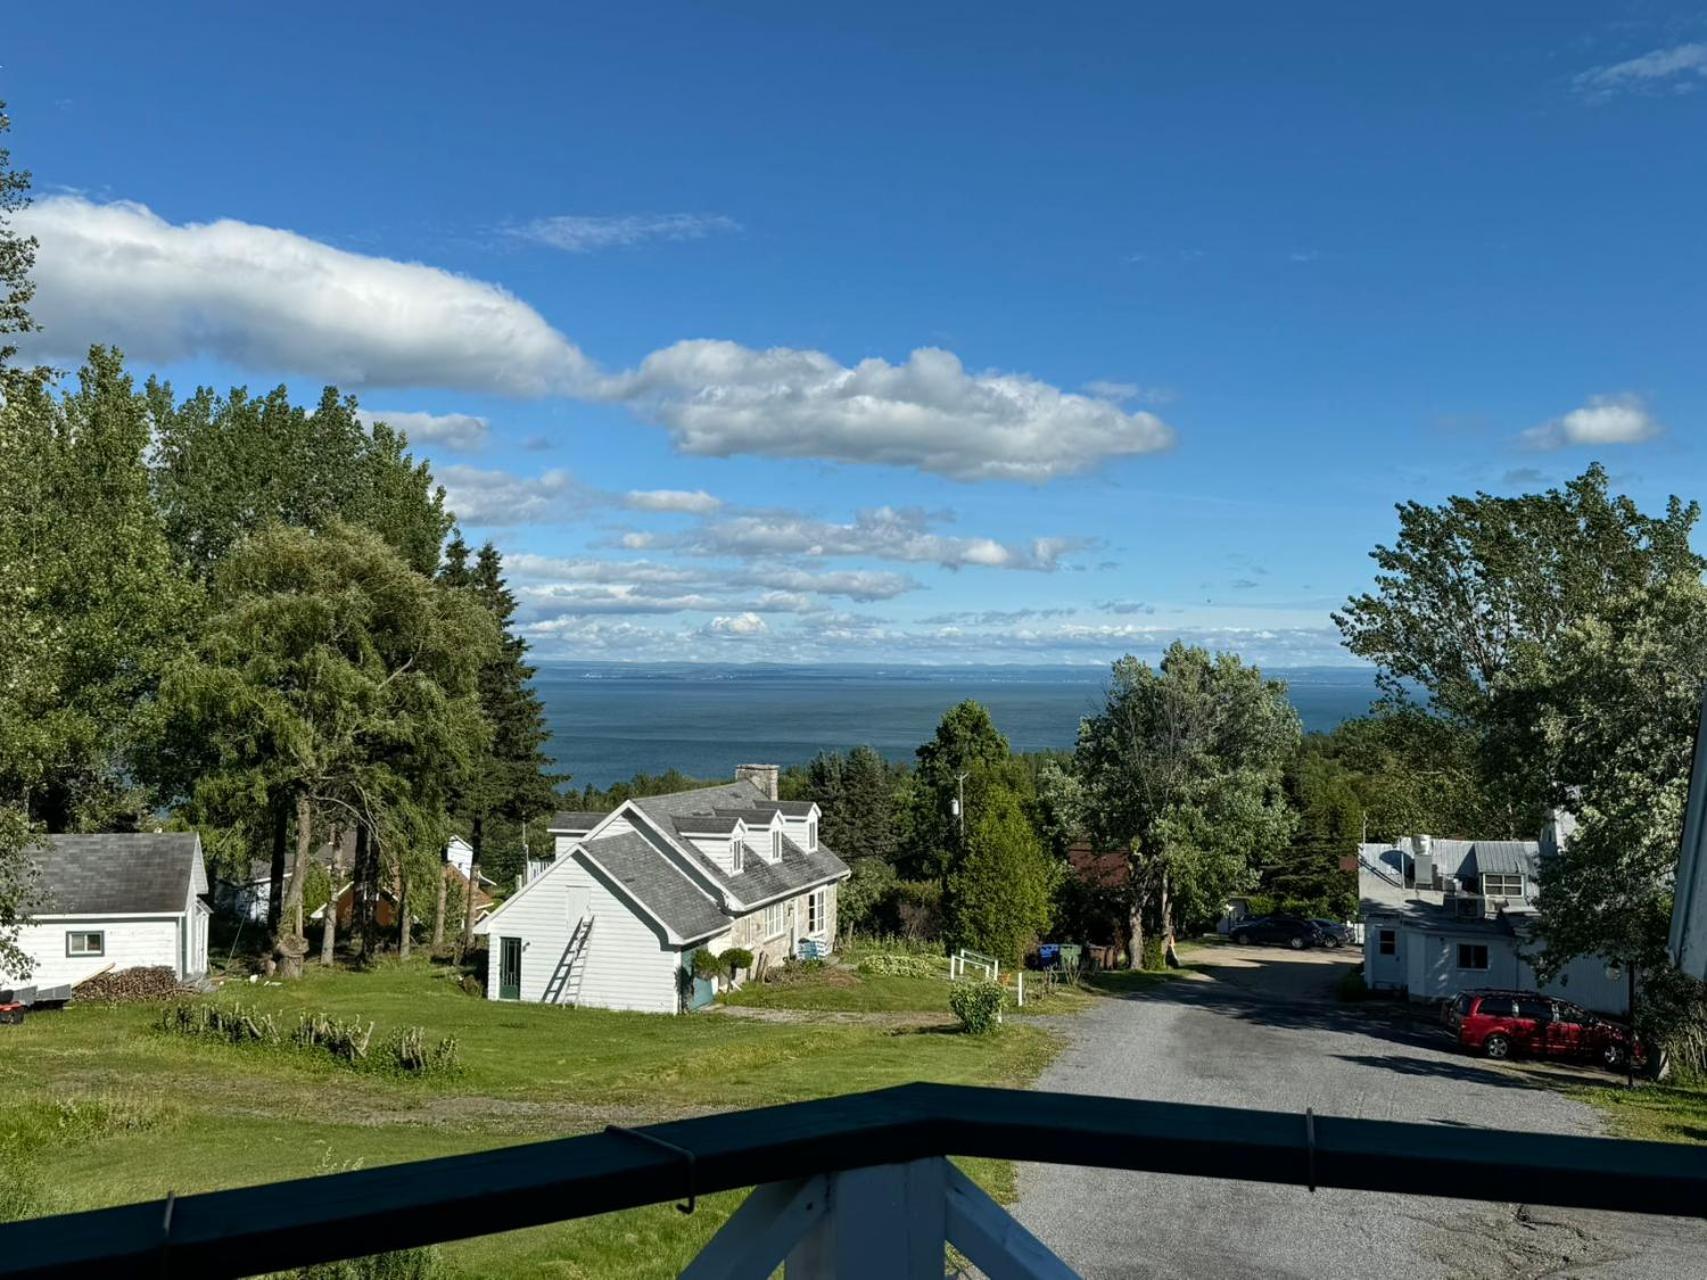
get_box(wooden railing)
[1,1082,1704,1278]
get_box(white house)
[474,766,849,1014]
[1359,812,1628,1014]
[1,833,212,991]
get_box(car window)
[1515,997,1551,1019]
[1454,993,1473,1015]
[1477,997,1515,1017]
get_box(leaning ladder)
[543,914,594,1006]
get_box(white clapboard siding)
[7,917,184,988]
[484,856,681,1014]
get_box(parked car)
[1227,915,1322,950]
[1311,919,1354,949]
[1446,989,1644,1070]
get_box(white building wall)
[481,856,683,1014]
[3,917,183,988]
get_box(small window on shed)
[1457,943,1490,971]
[67,930,104,957]
[1378,929,1396,956]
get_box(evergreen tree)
[946,780,1057,967]
[440,540,559,948]
[905,701,1013,883]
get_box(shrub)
[1140,936,1165,972]
[857,953,939,979]
[378,1027,461,1077]
[160,1000,282,1045]
[720,947,754,980]
[690,948,722,980]
[293,1012,376,1062]
[949,979,1006,1034]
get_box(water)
[534,663,1384,789]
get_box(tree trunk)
[266,801,288,936]
[354,824,376,957]
[274,790,313,979]
[397,870,411,961]
[431,859,448,951]
[320,825,342,967]
[1160,870,1181,969]
[1126,897,1145,971]
[460,813,484,956]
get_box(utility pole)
[954,772,969,842]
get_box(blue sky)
[7,3,1704,664]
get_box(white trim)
[22,911,188,922]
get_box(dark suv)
[1446,989,1643,1069]
[1227,915,1322,950]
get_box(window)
[1457,943,1489,971]
[807,888,826,935]
[762,901,786,939]
[1377,929,1396,956]
[1515,997,1552,1020]
[67,930,104,957]
[731,838,743,872]
[808,820,818,851]
[1481,873,1523,899]
[771,829,783,862]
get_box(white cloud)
[703,612,768,637]
[604,342,1175,481]
[1575,43,1707,99]
[22,197,1179,483]
[653,505,1087,571]
[509,213,741,253]
[504,552,917,605]
[623,488,723,515]
[1082,379,1178,406]
[1521,394,1662,451]
[18,196,593,395]
[357,408,489,451]
[437,466,589,526]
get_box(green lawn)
[0,958,1061,1278]
[1573,1081,1707,1145]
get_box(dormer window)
[1482,873,1523,899]
[771,829,783,862]
[808,819,818,851]
[731,838,743,872]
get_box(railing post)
[786,1158,946,1278]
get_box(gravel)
[1014,947,1707,1279]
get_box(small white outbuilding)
[0,833,212,990]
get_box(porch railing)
[1,1082,1703,1279]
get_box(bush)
[293,1012,375,1063]
[720,947,754,980]
[949,979,1006,1034]
[857,953,940,978]
[1140,936,1165,972]
[690,948,722,980]
[377,1027,461,1077]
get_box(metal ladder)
[543,914,594,1005]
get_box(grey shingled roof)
[630,780,773,824]
[774,800,817,817]
[673,814,743,836]
[712,807,783,825]
[549,811,610,833]
[577,831,730,941]
[36,834,204,916]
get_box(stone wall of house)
[724,882,839,970]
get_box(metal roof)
[1465,841,1541,878]
[34,834,205,916]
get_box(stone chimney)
[736,763,780,801]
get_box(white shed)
[0,833,212,990]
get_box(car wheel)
[1325,937,1342,949]
[1288,935,1306,951]
[1602,1043,1627,1069]
[1484,1034,1511,1061]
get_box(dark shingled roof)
[577,831,730,941]
[774,800,817,817]
[549,811,610,833]
[712,807,785,825]
[673,814,743,837]
[630,780,773,824]
[36,834,205,916]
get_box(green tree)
[144,523,495,974]
[439,540,559,950]
[946,781,1057,967]
[0,101,38,380]
[0,350,191,832]
[1334,465,1704,827]
[1076,645,1300,967]
[905,701,1013,883]
[1529,581,1707,1024]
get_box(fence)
[2,1082,1704,1279]
[949,948,998,981]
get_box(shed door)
[499,937,522,1000]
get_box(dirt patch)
[712,1004,956,1029]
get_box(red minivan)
[1446,989,1643,1070]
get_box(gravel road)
[1014,946,1707,1279]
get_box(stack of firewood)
[75,966,186,1003]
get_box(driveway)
[1015,946,1707,1279]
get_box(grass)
[0,957,1062,1278]
[1573,1080,1707,1146]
